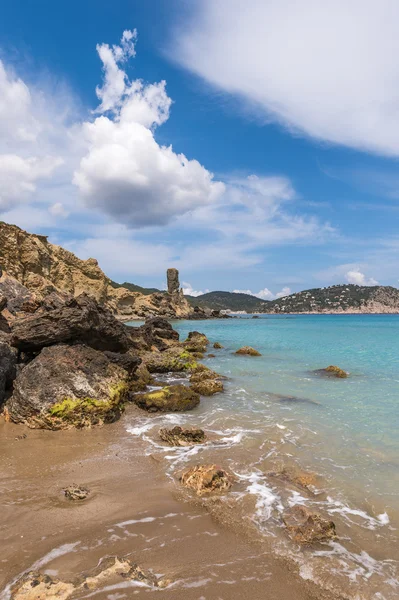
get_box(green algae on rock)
[6,344,134,429]
[134,384,200,412]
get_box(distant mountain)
[185,291,268,312]
[258,284,399,314]
[110,281,160,295]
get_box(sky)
[0,0,399,299]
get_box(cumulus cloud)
[181,282,209,297]
[74,30,224,227]
[345,269,378,286]
[233,286,291,300]
[172,0,399,156]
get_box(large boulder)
[180,464,233,496]
[140,347,198,373]
[189,366,224,396]
[0,341,17,405]
[131,317,179,351]
[134,384,200,412]
[234,346,262,356]
[6,344,134,429]
[183,331,209,353]
[10,293,132,353]
[282,505,337,544]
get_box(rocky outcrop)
[134,384,200,412]
[159,426,206,446]
[190,367,224,396]
[282,505,337,544]
[10,293,132,353]
[167,268,180,295]
[183,331,210,353]
[180,464,233,496]
[0,222,193,319]
[132,317,180,351]
[6,344,136,429]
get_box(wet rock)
[207,353,216,358]
[180,464,233,496]
[183,331,209,353]
[315,365,348,378]
[190,366,224,396]
[213,342,223,349]
[10,293,132,353]
[6,344,132,429]
[129,362,155,393]
[63,484,90,500]
[268,464,320,494]
[159,426,206,446]
[0,340,17,405]
[10,557,162,599]
[235,346,262,356]
[282,505,337,544]
[141,346,198,373]
[135,384,200,412]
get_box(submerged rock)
[282,505,337,544]
[235,346,262,356]
[10,293,132,353]
[180,464,233,496]
[318,365,348,378]
[10,556,162,599]
[268,464,320,494]
[159,426,206,446]
[63,484,90,501]
[135,384,200,412]
[6,344,133,429]
[213,342,223,349]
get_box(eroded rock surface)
[159,426,206,446]
[0,341,17,405]
[282,505,337,544]
[190,366,224,396]
[63,485,90,500]
[6,344,134,429]
[180,464,233,496]
[135,384,200,412]
[10,294,132,353]
[183,331,209,353]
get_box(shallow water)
[127,315,399,599]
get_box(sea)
[126,314,399,599]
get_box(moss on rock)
[134,384,200,412]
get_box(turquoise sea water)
[127,315,399,598]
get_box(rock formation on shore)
[0,221,193,320]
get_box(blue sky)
[0,0,399,298]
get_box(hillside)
[110,281,160,295]
[186,291,268,312]
[259,284,399,314]
[0,222,192,320]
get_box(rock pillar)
[167,268,180,295]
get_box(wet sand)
[0,407,341,600]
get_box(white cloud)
[345,269,378,286]
[0,154,62,209]
[49,202,69,218]
[74,30,224,227]
[181,281,209,297]
[233,286,291,300]
[172,0,399,157]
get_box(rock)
[235,346,262,356]
[103,351,141,375]
[0,273,38,315]
[10,293,132,353]
[180,464,233,496]
[6,344,133,429]
[129,362,155,393]
[184,331,209,353]
[135,384,200,412]
[63,485,90,500]
[268,464,320,494]
[190,367,222,383]
[316,365,348,378]
[282,505,337,544]
[0,293,6,311]
[190,378,224,396]
[252,315,260,319]
[141,347,198,373]
[159,426,206,446]
[207,353,216,358]
[213,342,223,349]
[0,341,17,405]
[167,267,180,295]
[10,557,161,599]
[135,317,180,351]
